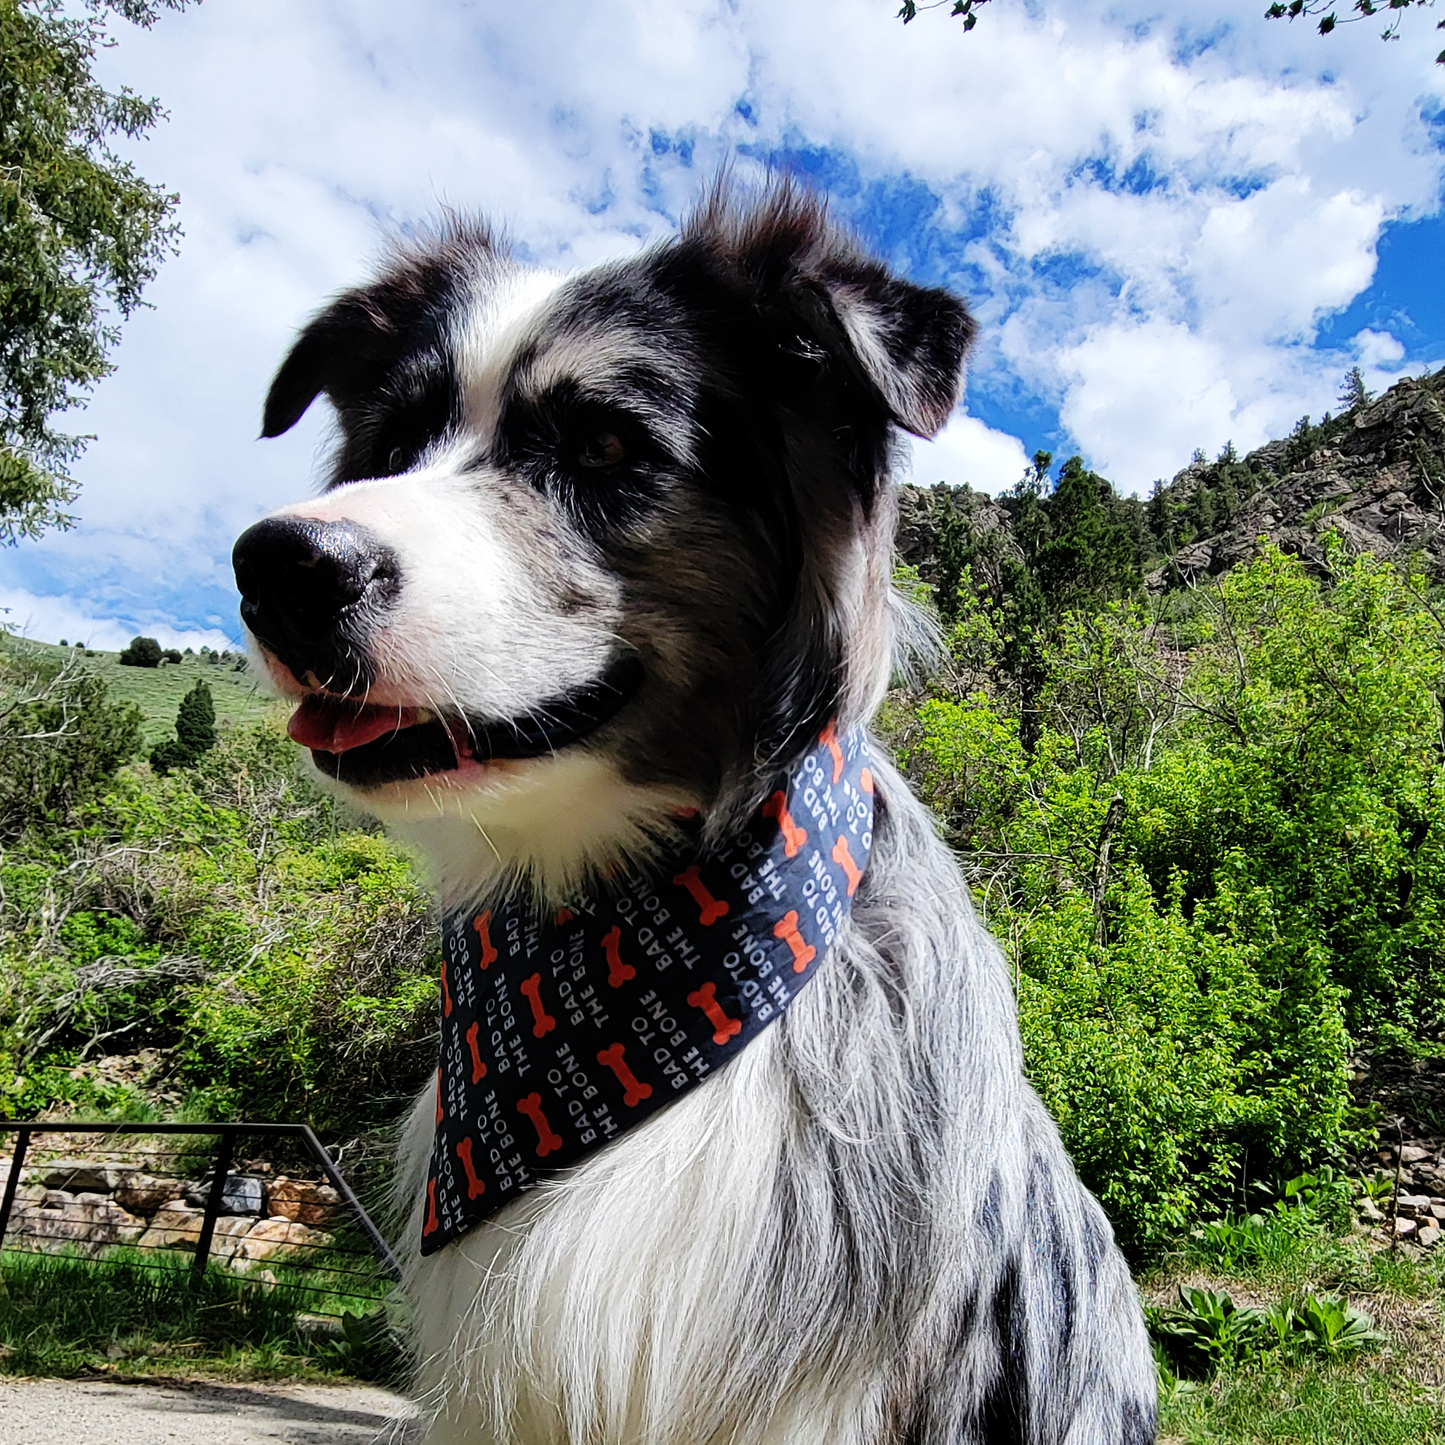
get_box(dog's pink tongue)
[288,696,418,753]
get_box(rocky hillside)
[898,364,1445,593]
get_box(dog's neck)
[384,749,700,914]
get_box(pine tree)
[1338,365,1372,412]
[150,679,215,774]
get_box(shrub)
[118,635,162,667]
[150,679,216,774]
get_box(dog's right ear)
[261,290,398,438]
[261,218,500,439]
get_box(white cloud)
[906,414,1032,494]
[0,585,236,653]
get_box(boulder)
[39,1162,130,1193]
[1358,1199,1385,1223]
[265,1177,343,1227]
[1418,1224,1442,1249]
[233,1216,333,1266]
[17,1192,145,1254]
[184,1173,265,1216]
[1393,1216,1418,1240]
[115,1173,182,1216]
[1400,1145,1430,1165]
[137,1202,204,1251]
[1395,1193,1433,1218]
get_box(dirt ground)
[0,1376,422,1445]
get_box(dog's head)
[236,180,973,904]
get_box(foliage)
[119,634,162,667]
[896,0,1444,65]
[0,0,194,542]
[0,682,439,1135]
[886,539,1445,1253]
[149,676,214,772]
[0,641,142,838]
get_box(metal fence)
[0,1121,400,1315]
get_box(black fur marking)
[1122,1397,1157,1445]
[976,1258,1027,1445]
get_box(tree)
[1339,365,1373,411]
[0,0,195,544]
[896,0,1444,65]
[149,676,214,773]
[118,634,161,666]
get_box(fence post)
[299,1127,403,1282]
[0,1127,32,1254]
[191,1128,235,1284]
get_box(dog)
[235,179,1157,1445]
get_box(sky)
[1,0,1443,650]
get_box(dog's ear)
[684,180,975,439]
[261,290,401,439]
[261,218,499,440]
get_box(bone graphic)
[597,1042,653,1107]
[601,925,636,988]
[424,1177,439,1236]
[471,910,498,969]
[820,719,845,784]
[687,980,742,1045]
[435,1067,443,1124]
[440,957,454,1018]
[465,1021,488,1084]
[517,1091,563,1156]
[520,972,556,1038]
[456,1137,487,1200]
[860,767,874,794]
[774,910,816,973]
[762,790,807,858]
[831,834,864,897]
[555,907,575,926]
[673,863,729,925]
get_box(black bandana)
[422,722,875,1253]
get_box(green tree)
[149,677,214,773]
[1339,364,1372,411]
[118,634,161,666]
[0,0,194,543]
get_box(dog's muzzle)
[232,515,400,689]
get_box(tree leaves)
[0,0,195,541]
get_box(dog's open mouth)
[287,657,645,789]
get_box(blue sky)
[1,0,1442,649]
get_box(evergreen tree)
[1339,365,1372,411]
[118,635,162,667]
[150,678,215,773]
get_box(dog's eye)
[577,432,625,469]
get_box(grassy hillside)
[2,637,286,747]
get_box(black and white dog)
[236,180,1156,1445]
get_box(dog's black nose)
[233,516,400,683]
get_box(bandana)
[422,722,875,1253]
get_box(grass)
[1,636,284,747]
[0,1248,403,1382]
[1150,1190,1445,1444]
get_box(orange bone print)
[597,1042,653,1107]
[601,925,636,988]
[555,907,575,926]
[455,1137,487,1200]
[424,1177,439,1236]
[673,864,729,925]
[519,972,556,1038]
[441,957,454,1018]
[517,1092,563,1156]
[471,911,498,969]
[820,719,844,783]
[762,790,807,858]
[860,767,874,794]
[465,1021,487,1084]
[831,835,864,896]
[687,980,742,1045]
[774,910,817,973]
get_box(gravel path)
[0,1376,423,1445]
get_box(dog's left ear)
[800,257,976,439]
